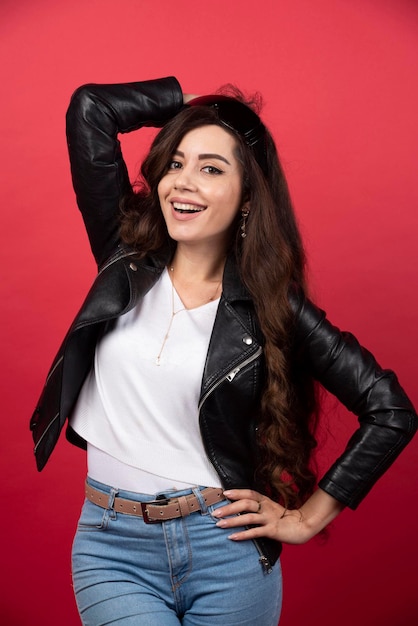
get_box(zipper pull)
[226,367,240,382]
[259,555,273,574]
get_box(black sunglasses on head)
[187,95,268,175]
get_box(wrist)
[298,489,345,533]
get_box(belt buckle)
[140,496,170,524]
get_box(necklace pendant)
[156,356,161,366]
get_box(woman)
[30,76,417,625]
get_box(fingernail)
[223,490,232,496]
[228,533,238,540]
[216,520,227,527]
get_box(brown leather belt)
[85,481,225,524]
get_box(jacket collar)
[222,252,252,303]
[143,247,252,304]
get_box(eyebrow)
[174,150,231,166]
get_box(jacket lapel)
[199,254,262,401]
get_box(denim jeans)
[72,478,283,625]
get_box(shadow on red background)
[1,1,417,624]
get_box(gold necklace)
[155,268,185,366]
[155,267,222,366]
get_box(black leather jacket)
[30,77,417,568]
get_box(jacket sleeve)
[290,289,417,509]
[65,77,184,266]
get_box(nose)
[173,164,197,191]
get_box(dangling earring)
[240,208,250,238]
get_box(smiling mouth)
[172,202,207,214]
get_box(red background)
[1,1,417,624]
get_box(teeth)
[173,202,206,213]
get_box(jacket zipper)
[197,344,272,573]
[198,346,262,411]
[98,249,138,275]
[34,412,60,454]
[45,355,63,384]
[253,538,273,574]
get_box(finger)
[215,511,264,529]
[227,526,267,541]
[223,489,261,501]
[183,93,201,104]
[213,498,261,518]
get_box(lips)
[172,201,207,214]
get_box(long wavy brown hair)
[120,98,319,508]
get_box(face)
[157,125,246,252]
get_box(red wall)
[1,1,417,624]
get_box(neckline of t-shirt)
[164,267,221,313]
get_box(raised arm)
[65,77,183,266]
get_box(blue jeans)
[72,479,282,625]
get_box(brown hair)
[120,102,319,508]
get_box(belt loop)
[177,496,191,518]
[108,486,118,510]
[193,487,208,515]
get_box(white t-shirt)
[70,268,222,493]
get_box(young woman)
[30,76,417,625]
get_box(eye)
[202,165,223,175]
[167,160,182,170]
